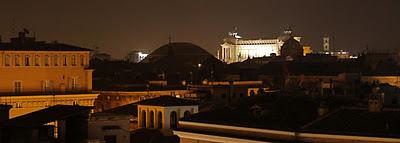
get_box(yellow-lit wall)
[0,93,98,118]
[0,51,92,94]
[303,46,312,56]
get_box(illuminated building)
[303,45,313,56]
[218,28,301,63]
[323,36,331,52]
[137,96,198,129]
[125,50,148,63]
[0,31,98,118]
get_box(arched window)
[63,55,68,66]
[53,55,59,66]
[4,55,10,66]
[14,55,20,66]
[170,111,178,129]
[25,55,30,66]
[71,55,76,66]
[184,111,191,119]
[142,110,147,128]
[34,55,40,66]
[44,55,49,66]
[80,55,85,66]
[158,111,163,129]
[149,111,154,128]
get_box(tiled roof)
[0,42,92,51]
[1,105,92,127]
[136,96,198,106]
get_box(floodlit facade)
[125,50,148,63]
[136,96,198,129]
[218,29,301,63]
[0,31,98,118]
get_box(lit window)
[71,55,76,66]
[63,55,68,66]
[42,80,51,93]
[14,81,22,94]
[35,55,40,66]
[4,55,10,66]
[53,55,58,66]
[80,55,85,66]
[70,77,78,90]
[25,55,30,66]
[44,55,49,66]
[15,55,20,66]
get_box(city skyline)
[0,0,399,59]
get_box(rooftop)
[0,32,91,52]
[1,105,92,127]
[136,96,198,107]
[302,107,400,138]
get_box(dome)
[141,42,214,64]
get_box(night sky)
[1,0,399,58]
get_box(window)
[71,55,76,66]
[158,112,163,129]
[53,55,58,66]
[150,111,155,128]
[4,55,10,66]
[184,111,191,119]
[70,77,78,90]
[42,80,51,93]
[80,55,85,66]
[15,55,20,66]
[35,55,40,66]
[44,55,49,66]
[25,55,30,66]
[142,110,147,127]
[14,81,22,94]
[170,111,178,129]
[63,55,68,66]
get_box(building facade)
[0,31,98,118]
[125,50,148,63]
[218,29,301,63]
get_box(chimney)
[0,104,12,122]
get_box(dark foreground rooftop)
[302,107,400,138]
[1,105,92,127]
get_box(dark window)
[221,94,226,99]
[158,111,163,129]
[184,111,191,119]
[170,111,178,129]
[142,110,146,127]
[150,111,155,128]
[102,125,121,130]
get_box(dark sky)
[1,0,399,58]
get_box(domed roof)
[141,42,214,64]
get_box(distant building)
[125,51,148,63]
[323,36,331,52]
[218,28,302,63]
[137,96,198,129]
[0,31,98,118]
